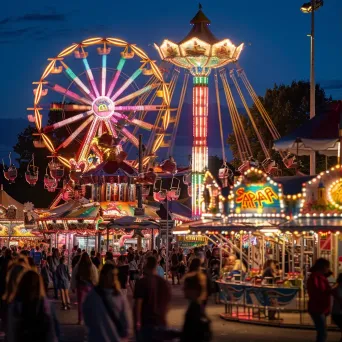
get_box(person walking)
[83,263,130,342]
[71,248,82,269]
[128,253,139,292]
[170,248,180,285]
[71,252,98,325]
[47,248,60,300]
[181,273,212,342]
[56,256,71,310]
[7,270,59,342]
[307,258,331,342]
[40,260,52,295]
[91,250,101,269]
[332,273,342,342]
[117,255,129,297]
[134,256,171,342]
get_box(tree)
[227,81,333,174]
[6,106,82,207]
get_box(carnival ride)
[155,5,300,216]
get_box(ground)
[54,285,340,342]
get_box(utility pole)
[301,0,323,175]
[134,134,145,216]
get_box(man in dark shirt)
[71,248,82,268]
[134,256,171,342]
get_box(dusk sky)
[1,0,341,119]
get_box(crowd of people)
[2,242,342,342]
[0,244,216,342]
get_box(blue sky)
[1,0,341,120]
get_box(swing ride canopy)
[274,101,342,156]
[154,5,244,73]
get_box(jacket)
[307,271,331,315]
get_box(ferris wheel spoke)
[106,57,126,98]
[114,83,160,106]
[120,127,139,147]
[61,61,96,101]
[76,118,100,162]
[82,56,100,98]
[112,112,155,131]
[46,82,92,105]
[104,120,118,138]
[111,66,144,101]
[55,115,94,151]
[101,55,107,96]
[115,105,163,112]
[43,110,94,133]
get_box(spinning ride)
[156,6,293,217]
[29,37,171,174]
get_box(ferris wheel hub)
[92,96,115,120]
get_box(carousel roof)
[179,5,218,44]
[82,160,138,182]
[274,101,342,156]
[0,185,24,219]
[39,200,100,220]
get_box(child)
[181,273,212,342]
[56,256,71,310]
[332,273,342,342]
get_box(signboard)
[234,183,281,214]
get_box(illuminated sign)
[236,187,278,209]
[329,180,342,206]
[234,183,281,214]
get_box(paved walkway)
[52,285,340,342]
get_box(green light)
[117,58,125,71]
[193,76,208,85]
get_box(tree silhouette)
[227,81,333,174]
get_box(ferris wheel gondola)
[44,168,58,192]
[2,153,17,184]
[25,154,39,186]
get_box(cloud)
[0,27,38,37]
[17,13,66,22]
[321,80,342,90]
[0,12,66,26]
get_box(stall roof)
[273,175,315,195]
[0,185,24,219]
[280,217,342,230]
[173,217,287,233]
[274,101,342,155]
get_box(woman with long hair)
[56,256,71,310]
[71,252,98,325]
[7,270,59,342]
[307,258,331,342]
[83,263,130,342]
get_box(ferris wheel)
[29,37,171,170]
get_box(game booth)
[174,167,342,327]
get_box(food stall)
[0,185,43,247]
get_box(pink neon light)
[121,128,139,147]
[56,116,93,150]
[51,84,92,105]
[89,78,100,98]
[43,110,93,133]
[101,67,106,96]
[115,105,160,111]
[106,70,122,98]
[77,119,99,161]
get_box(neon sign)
[236,187,278,209]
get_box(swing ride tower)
[155,5,243,217]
